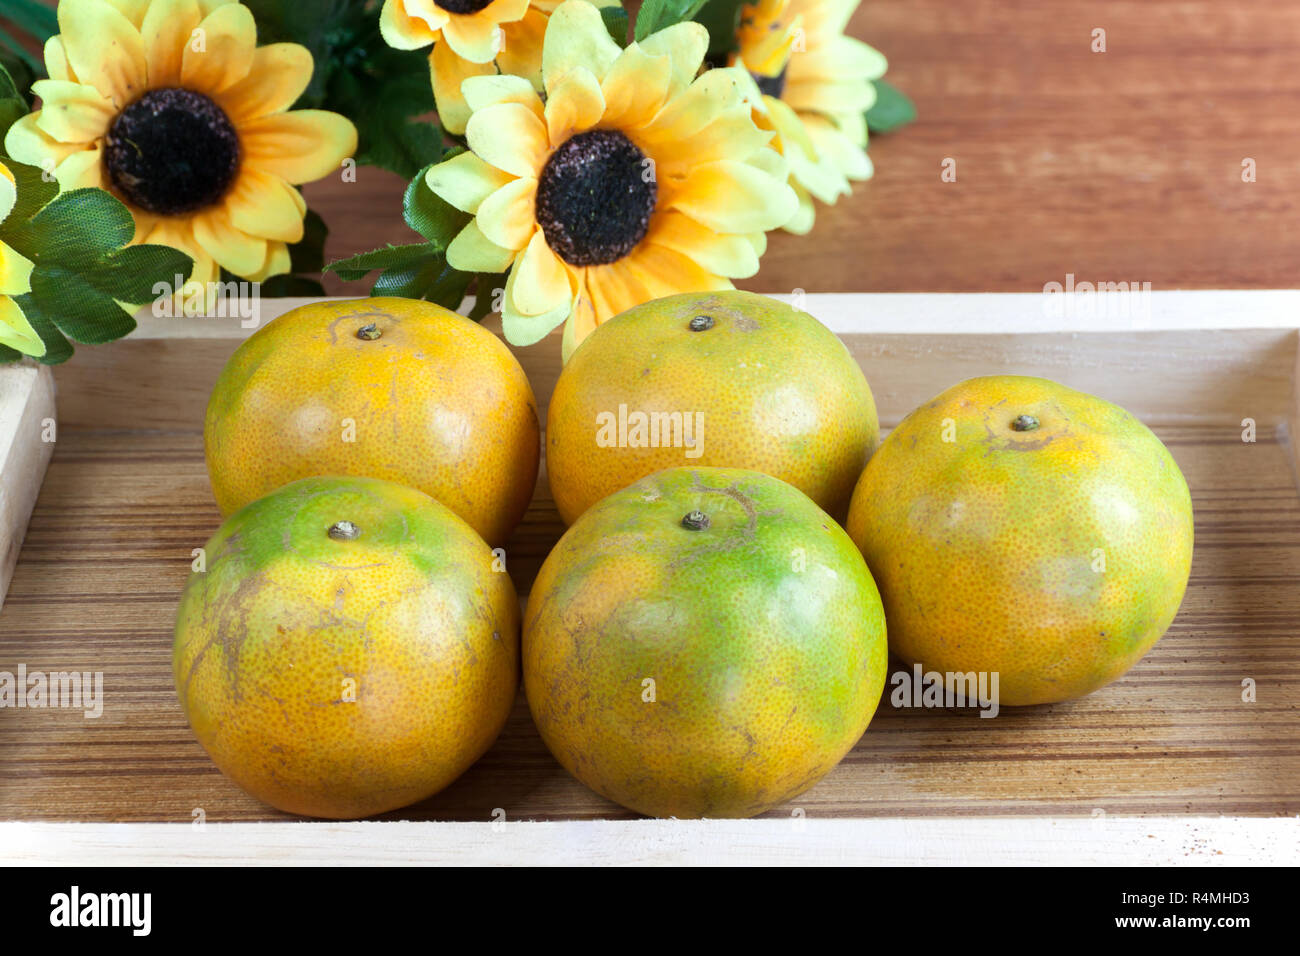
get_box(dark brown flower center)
[436,0,495,13]
[751,68,788,99]
[104,88,240,216]
[535,129,657,267]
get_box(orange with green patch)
[174,476,519,819]
[546,290,879,525]
[205,297,540,547]
[846,375,1194,706]
[524,466,888,818]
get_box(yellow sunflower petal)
[0,239,34,294]
[599,44,671,130]
[635,21,708,98]
[4,114,77,170]
[240,110,358,183]
[55,147,106,190]
[57,0,147,108]
[475,177,538,250]
[181,2,257,93]
[213,43,314,123]
[510,229,573,315]
[426,150,516,214]
[441,11,507,64]
[0,164,15,225]
[637,67,748,153]
[544,66,605,143]
[447,219,519,273]
[806,114,873,181]
[665,158,797,234]
[502,242,574,346]
[542,0,621,89]
[30,80,116,144]
[495,9,547,88]
[648,210,760,279]
[783,182,816,235]
[789,35,888,84]
[461,73,544,117]
[465,102,548,178]
[141,0,203,87]
[380,0,444,50]
[106,0,153,27]
[192,207,268,277]
[43,37,76,83]
[430,40,496,136]
[0,296,45,358]
[246,240,293,283]
[784,74,874,115]
[560,283,596,362]
[483,0,531,24]
[226,168,306,243]
[620,241,732,302]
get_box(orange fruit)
[546,291,878,525]
[524,466,888,818]
[205,297,539,546]
[846,375,1194,706]
[173,476,519,819]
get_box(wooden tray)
[2,293,1298,829]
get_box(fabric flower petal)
[141,0,203,87]
[426,150,517,214]
[180,1,257,93]
[475,177,538,251]
[510,229,573,316]
[665,158,797,234]
[56,0,147,107]
[192,207,268,276]
[226,168,306,243]
[465,102,548,178]
[544,66,605,143]
[648,210,761,278]
[430,40,496,136]
[542,0,621,89]
[215,43,315,123]
[447,219,519,273]
[30,79,116,144]
[240,110,358,183]
[635,21,708,98]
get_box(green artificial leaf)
[422,260,474,310]
[11,294,73,365]
[329,50,442,180]
[0,180,194,363]
[601,4,630,46]
[865,79,916,134]
[4,188,134,267]
[0,61,32,138]
[91,244,195,305]
[468,274,505,321]
[636,0,710,42]
[0,43,39,103]
[29,268,138,344]
[404,161,469,247]
[326,242,438,281]
[693,0,747,63]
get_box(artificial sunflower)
[425,0,797,359]
[730,0,886,233]
[3,0,357,290]
[0,160,41,357]
[381,0,616,137]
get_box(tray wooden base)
[0,420,1294,822]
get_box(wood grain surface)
[295,0,1300,296]
[1,417,1296,822]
